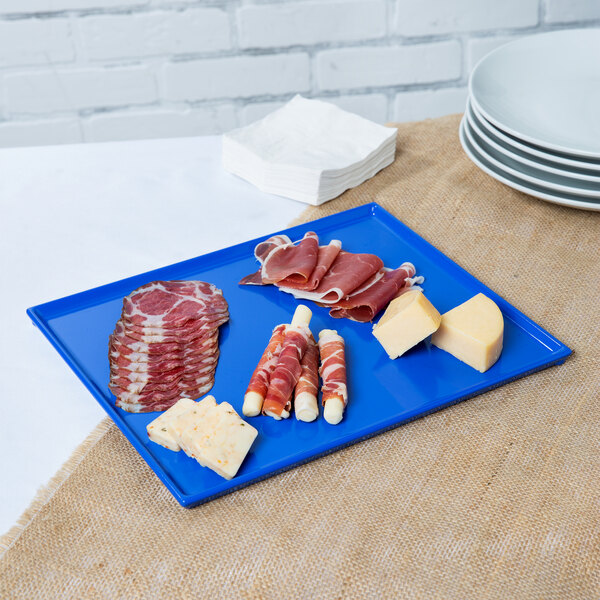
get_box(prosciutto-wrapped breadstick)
[242,323,288,417]
[318,329,348,425]
[262,305,312,420]
[294,336,319,422]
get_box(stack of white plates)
[461,29,600,211]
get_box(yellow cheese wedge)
[146,398,197,451]
[372,290,441,359]
[431,293,504,373]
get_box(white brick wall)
[238,1,387,49]
[0,0,598,147]
[395,0,539,35]
[316,42,461,90]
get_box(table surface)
[0,136,304,537]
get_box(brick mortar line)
[1,80,470,121]
[1,20,599,75]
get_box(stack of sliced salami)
[240,231,423,322]
[108,280,229,413]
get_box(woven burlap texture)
[1,114,598,600]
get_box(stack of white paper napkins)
[222,95,397,205]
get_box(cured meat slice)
[110,329,219,361]
[239,232,319,285]
[329,263,420,322]
[110,364,184,386]
[278,240,342,291]
[180,381,214,400]
[122,280,228,328]
[110,352,218,386]
[109,342,219,372]
[278,250,383,304]
[120,313,229,343]
[262,306,312,420]
[318,329,348,425]
[110,320,214,353]
[114,373,215,410]
[293,337,319,422]
[115,387,183,413]
[242,323,288,417]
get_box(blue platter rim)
[27,203,571,507]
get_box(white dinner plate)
[470,29,600,159]
[469,99,600,172]
[463,119,600,198]
[459,118,600,212]
[466,102,600,182]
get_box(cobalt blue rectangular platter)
[27,203,571,508]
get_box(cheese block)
[431,293,504,373]
[171,395,218,457]
[146,398,197,451]
[187,402,258,480]
[372,290,441,359]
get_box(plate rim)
[466,101,600,182]
[469,99,600,171]
[459,117,600,212]
[468,28,600,159]
[463,115,600,197]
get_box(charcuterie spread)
[106,248,505,482]
[109,281,229,413]
[147,396,257,480]
[103,240,508,487]
[240,231,423,322]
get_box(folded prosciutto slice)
[240,231,423,322]
[279,250,383,304]
[329,263,418,322]
[240,231,319,286]
[278,240,341,291]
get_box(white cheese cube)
[146,398,198,451]
[187,402,258,480]
[171,395,218,457]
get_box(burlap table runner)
[2,114,598,599]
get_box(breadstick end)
[294,392,319,422]
[291,305,312,327]
[324,397,344,425]
[242,391,263,417]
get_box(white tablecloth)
[0,136,304,536]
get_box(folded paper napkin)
[222,95,397,205]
